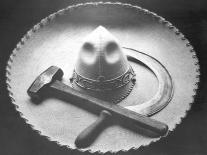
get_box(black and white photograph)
[0,0,207,154]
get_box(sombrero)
[6,2,200,153]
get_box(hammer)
[27,66,168,148]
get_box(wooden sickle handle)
[75,109,168,148]
[75,110,112,148]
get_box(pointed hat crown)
[71,26,135,102]
[75,26,130,81]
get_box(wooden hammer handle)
[75,110,112,148]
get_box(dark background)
[0,0,207,154]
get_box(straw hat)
[6,2,200,153]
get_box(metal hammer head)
[27,66,63,100]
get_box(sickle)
[75,47,174,148]
[125,47,174,116]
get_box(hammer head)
[27,66,63,100]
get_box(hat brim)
[6,2,199,153]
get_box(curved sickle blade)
[125,48,174,116]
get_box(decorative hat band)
[71,66,136,91]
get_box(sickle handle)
[75,110,112,148]
[75,109,168,148]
